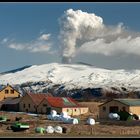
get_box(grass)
[1,101,140,137]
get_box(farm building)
[0,97,22,112]
[0,84,21,101]
[19,93,51,113]
[37,96,88,116]
[19,92,88,116]
[99,98,140,120]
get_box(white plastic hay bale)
[52,116,57,121]
[62,117,69,123]
[73,118,79,124]
[67,115,71,119]
[46,126,54,133]
[57,116,63,121]
[51,110,57,117]
[53,115,61,121]
[116,115,120,120]
[68,118,78,124]
[108,113,113,119]
[54,126,63,134]
[109,113,120,120]
[87,118,95,125]
[53,115,60,121]
[47,115,52,120]
[112,113,119,119]
[60,111,68,118]
[49,115,54,120]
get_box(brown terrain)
[0,101,140,137]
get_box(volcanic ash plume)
[59,9,104,63]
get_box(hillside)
[0,63,140,98]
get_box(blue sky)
[1,2,140,72]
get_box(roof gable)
[27,93,51,106]
[0,84,21,95]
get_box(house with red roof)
[19,93,88,116]
[37,96,89,116]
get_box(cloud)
[59,9,140,62]
[59,9,104,59]
[39,33,51,41]
[1,38,8,44]
[77,36,140,56]
[8,43,26,50]
[3,33,54,54]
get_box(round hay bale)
[54,126,63,134]
[55,115,62,121]
[62,117,69,123]
[35,127,45,134]
[61,112,68,118]
[108,113,113,119]
[51,110,57,116]
[69,118,79,124]
[47,115,52,120]
[46,126,54,133]
[87,118,95,125]
[67,115,71,119]
[109,113,120,120]
[112,113,119,118]
[53,115,61,121]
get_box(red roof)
[41,96,86,108]
[27,93,51,106]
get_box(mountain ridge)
[0,63,140,98]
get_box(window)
[109,106,119,113]
[5,90,9,94]
[103,106,106,112]
[23,104,25,108]
[28,104,30,108]
[11,90,14,94]
[67,109,69,112]
[74,109,77,112]
[43,104,47,107]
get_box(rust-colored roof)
[41,96,87,108]
[27,93,51,106]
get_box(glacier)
[0,63,140,97]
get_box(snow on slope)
[0,63,140,90]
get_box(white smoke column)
[59,9,104,63]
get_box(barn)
[0,97,21,112]
[99,98,140,120]
[37,96,89,116]
[19,93,88,116]
[19,93,51,113]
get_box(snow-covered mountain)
[0,63,140,98]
